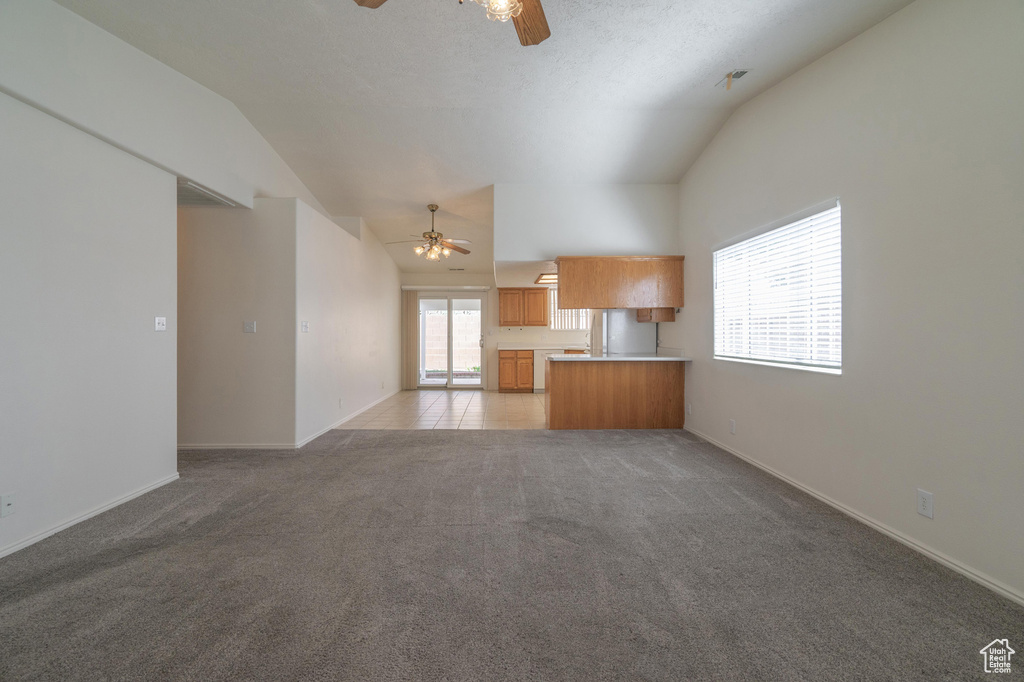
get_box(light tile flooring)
[337,390,547,430]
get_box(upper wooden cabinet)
[555,256,684,310]
[523,288,549,326]
[498,289,524,326]
[498,287,549,327]
[637,307,676,323]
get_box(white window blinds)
[713,203,842,373]
[549,289,590,331]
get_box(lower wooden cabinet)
[546,359,685,429]
[499,350,534,392]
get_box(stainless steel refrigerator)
[602,309,657,356]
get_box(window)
[713,202,841,373]
[549,289,590,331]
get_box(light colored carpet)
[1,429,1021,680]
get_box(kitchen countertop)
[548,353,692,362]
[496,343,589,351]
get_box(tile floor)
[336,390,547,430]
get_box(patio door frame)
[416,291,486,389]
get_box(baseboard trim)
[178,390,405,451]
[295,389,405,448]
[177,443,299,451]
[684,426,1024,608]
[0,472,180,560]
[334,389,402,428]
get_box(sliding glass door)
[418,294,483,388]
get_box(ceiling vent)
[715,70,750,89]
[177,178,237,207]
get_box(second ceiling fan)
[352,0,550,47]
[386,204,473,262]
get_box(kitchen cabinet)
[523,288,549,326]
[499,350,534,392]
[498,289,524,326]
[498,288,548,327]
[637,307,676,323]
[545,357,686,429]
[554,256,684,310]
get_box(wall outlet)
[381,381,385,390]
[686,403,692,416]
[339,398,343,409]
[243,320,256,334]
[154,316,167,332]
[917,489,934,519]
[729,419,736,435]
[300,321,309,333]
[0,494,15,518]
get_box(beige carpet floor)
[1,429,1021,681]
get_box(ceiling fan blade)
[441,241,471,255]
[445,239,472,244]
[352,0,389,7]
[513,0,551,46]
[385,240,426,245]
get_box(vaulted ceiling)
[56,0,913,272]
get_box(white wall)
[0,0,325,213]
[296,207,401,442]
[179,200,402,447]
[0,93,179,556]
[178,200,299,448]
[660,0,1024,601]
[493,184,680,261]
[0,0,402,555]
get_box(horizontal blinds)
[549,289,590,331]
[714,204,842,371]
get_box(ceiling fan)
[387,204,472,261]
[352,0,551,47]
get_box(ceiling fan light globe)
[414,246,424,255]
[486,0,522,21]
[442,248,451,257]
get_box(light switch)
[301,321,310,333]
[154,317,167,332]
[0,494,15,518]
[243,321,256,334]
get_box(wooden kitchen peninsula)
[545,354,690,430]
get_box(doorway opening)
[418,294,484,388]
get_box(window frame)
[548,288,590,332]
[712,200,842,375]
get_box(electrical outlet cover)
[917,489,934,519]
[0,494,15,518]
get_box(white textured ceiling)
[55,0,912,273]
